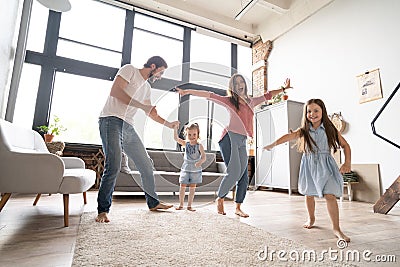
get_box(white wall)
[267,0,400,191]
[0,0,22,118]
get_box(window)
[57,40,122,67]
[237,45,252,94]
[134,89,179,150]
[13,0,253,151]
[133,13,184,40]
[57,0,125,66]
[26,1,48,52]
[189,66,230,90]
[50,72,112,144]
[211,102,229,150]
[131,13,184,80]
[188,96,209,149]
[190,31,231,75]
[13,64,41,128]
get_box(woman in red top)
[177,74,291,216]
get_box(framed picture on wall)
[356,69,383,104]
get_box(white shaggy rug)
[72,210,355,266]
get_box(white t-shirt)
[100,64,151,126]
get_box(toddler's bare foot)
[217,198,226,215]
[303,217,315,229]
[187,206,196,211]
[150,202,173,211]
[175,206,184,210]
[334,229,350,242]
[95,212,110,223]
[235,209,249,218]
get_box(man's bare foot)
[95,212,110,223]
[303,217,315,229]
[334,229,350,242]
[175,206,184,210]
[235,209,249,218]
[150,202,173,211]
[217,198,226,215]
[187,206,196,212]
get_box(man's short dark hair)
[144,56,168,69]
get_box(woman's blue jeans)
[97,116,159,213]
[218,131,248,203]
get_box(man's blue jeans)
[97,116,160,213]
[218,131,248,203]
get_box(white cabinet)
[255,100,304,195]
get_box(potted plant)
[247,138,255,156]
[270,90,289,104]
[37,116,67,143]
[271,92,283,104]
[282,90,289,100]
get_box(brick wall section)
[252,40,273,96]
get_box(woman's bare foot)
[175,206,184,210]
[334,229,350,242]
[303,217,315,229]
[187,206,196,212]
[235,209,249,218]
[150,202,173,211]
[217,198,226,215]
[95,212,110,223]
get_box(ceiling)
[120,0,334,43]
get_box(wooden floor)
[0,189,399,266]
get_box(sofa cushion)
[150,151,183,172]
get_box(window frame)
[11,0,252,153]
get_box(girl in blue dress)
[264,99,351,242]
[173,123,206,211]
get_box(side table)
[340,181,359,202]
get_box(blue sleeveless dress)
[298,123,343,198]
[179,142,202,184]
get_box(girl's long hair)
[296,99,340,153]
[227,73,250,111]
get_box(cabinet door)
[269,105,290,187]
[255,110,272,186]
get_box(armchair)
[0,119,95,227]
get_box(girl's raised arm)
[263,128,300,151]
[173,125,186,146]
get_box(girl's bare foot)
[95,212,110,223]
[175,206,184,210]
[334,229,350,242]
[217,198,226,215]
[303,217,315,229]
[235,209,249,218]
[187,206,196,211]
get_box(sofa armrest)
[61,157,85,169]
[216,162,226,173]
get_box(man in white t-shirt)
[96,56,179,223]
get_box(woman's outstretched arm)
[175,87,211,98]
[268,78,292,97]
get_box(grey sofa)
[115,150,226,194]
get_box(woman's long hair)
[227,73,250,111]
[296,99,340,153]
